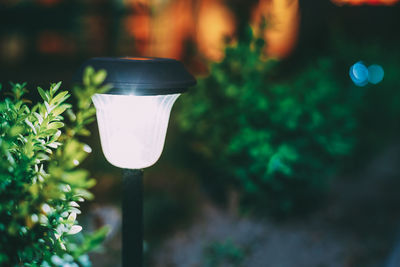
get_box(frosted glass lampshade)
[92,93,180,169]
[74,56,196,169]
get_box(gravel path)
[150,144,400,267]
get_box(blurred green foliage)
[144,165,201,243]
[203,239,245,267]
[333,39,400,159]
[177,28,358,216]
[0,67,110,266]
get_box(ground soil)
[89,144,400,267]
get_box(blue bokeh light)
[350,62,384,86]
[368,64,384,84]
[349,61,369,87]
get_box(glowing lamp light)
[92,93,180,169]
[74,57,196,267]
[76,57,196,169]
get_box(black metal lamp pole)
[122,169,143,267]
[74,57,196,267]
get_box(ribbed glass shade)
[92,93,180,169]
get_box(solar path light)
[74,57,196,267]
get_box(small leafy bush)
[0,67,109,266]
[203,239,245,267]
[177,29,357,215]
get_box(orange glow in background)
[37,31,75,55]
[125,13,151,55]
[148,0,193,60]
[252,0,300,59]
[195,0,236,62]
[4,0,301,62]
[122,57,152,60]
[123,0,300,61]
[3,0,399,63]
[332,0,399,5]
[123,0,150,7]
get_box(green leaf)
[38,128,58,137]
[44,101,52,113]
[25,118,37,135]
[83,66,95,86]
[97,84,112,94]
[47,142,61,149]
[68,225,82,235]
[67,212,77,223]
[66,109,76,121]
[37,87,49,102]
[77,128,91,136]
[51,81,62,95]
[51,130,62,141]
[33,112,43,124]
[47,122,64,129]
[93,70,107,85]
[62,170,89,186]
[73,189,94,200]
[68,207,82,215]
[82,117,95,125]
[51,91,70,106]
[52,104,71,117]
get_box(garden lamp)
[74,57,196,267]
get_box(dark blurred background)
[2,0,400,266]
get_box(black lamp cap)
[73,57,196,95]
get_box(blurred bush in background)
[176,28,360,216]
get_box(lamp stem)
[122,169,143,267]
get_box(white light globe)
[92,93,180,169]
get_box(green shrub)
[0,67,110,266]
[144,165,201,243]
[176,29,357,215]
[203,239,245,267]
